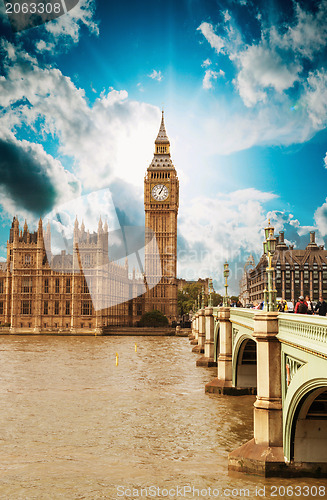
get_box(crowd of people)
[249,295,327,315]
[293,295,327,316]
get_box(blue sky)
[1,0,327,292]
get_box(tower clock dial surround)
[151,184,169,201]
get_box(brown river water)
[0,335,325,499]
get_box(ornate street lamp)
[201,286,205,309]
[263,219,277,312]
[223,261,229,307]
[208,278,213,307]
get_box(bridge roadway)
[190,306,327,477]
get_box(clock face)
[152,184,169,201]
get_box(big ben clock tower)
[144,111,179,321]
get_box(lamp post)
[263,219,277,312]
[197,293,200,311]
[223,261,229,307]
[208,278,213,307]
[201,286,205,309]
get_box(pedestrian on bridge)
[295,296,308,314]
[305,295,314,315]
[315,296,327,316]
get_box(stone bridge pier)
[228,311,286,476]
[190,306,327,477]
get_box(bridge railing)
[278,313,327,358]
[229,308,256,330]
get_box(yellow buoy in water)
[135,343,137,353]
[116,352,119,366]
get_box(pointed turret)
[154,110,170,155]
[44,220,51,256]
[37,217,43,246]
[104,220,108,233]
[155,110,169,143]
[81,220,85,233]
[73,216,79,243]
[23,219,28,233]
[98,216,103,234]
[13,217,19,243]
[148,110,175,170]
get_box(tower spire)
[155,110,170,146]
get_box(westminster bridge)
[190,307,327,477]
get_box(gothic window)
[66,278,71,294]
[65,301,70,315]
[44,278,49,294]
[81,301,92,316]
[21,300,31,315]
[85,254,90,266]
[0,301,3,315]
[25,254,31,265]
[82,279,89,294]
[0,279,3,294]
[55,278,60,294]
[54,301,59,315]
[44,301,48,315]
[22,278,32,293]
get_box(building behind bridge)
[240,230,327,305]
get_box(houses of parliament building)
[0,112,179,333]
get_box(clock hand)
[159,187,164,194]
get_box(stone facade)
[240,231,327,305]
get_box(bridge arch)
[232,335,257,389]
[284,378,327,464]
[213,321,220,363]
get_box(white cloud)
[201,58,211,67]
[35,40,55,53]
[315,199,327,237]
[36,0,99,52]
[234,44,301,107]
[269,1,327,60]
[177,188,278,290]
[303,70,327,128]
[0,43,160,197]
[202,69,224,90]
[148,69,163,81]
[197,22,225,54]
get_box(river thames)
[0,335,326,499]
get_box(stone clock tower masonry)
[144,111,179,321]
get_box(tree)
[178,282,203,315]
[177,283,224,314]
[139,310,169,327]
